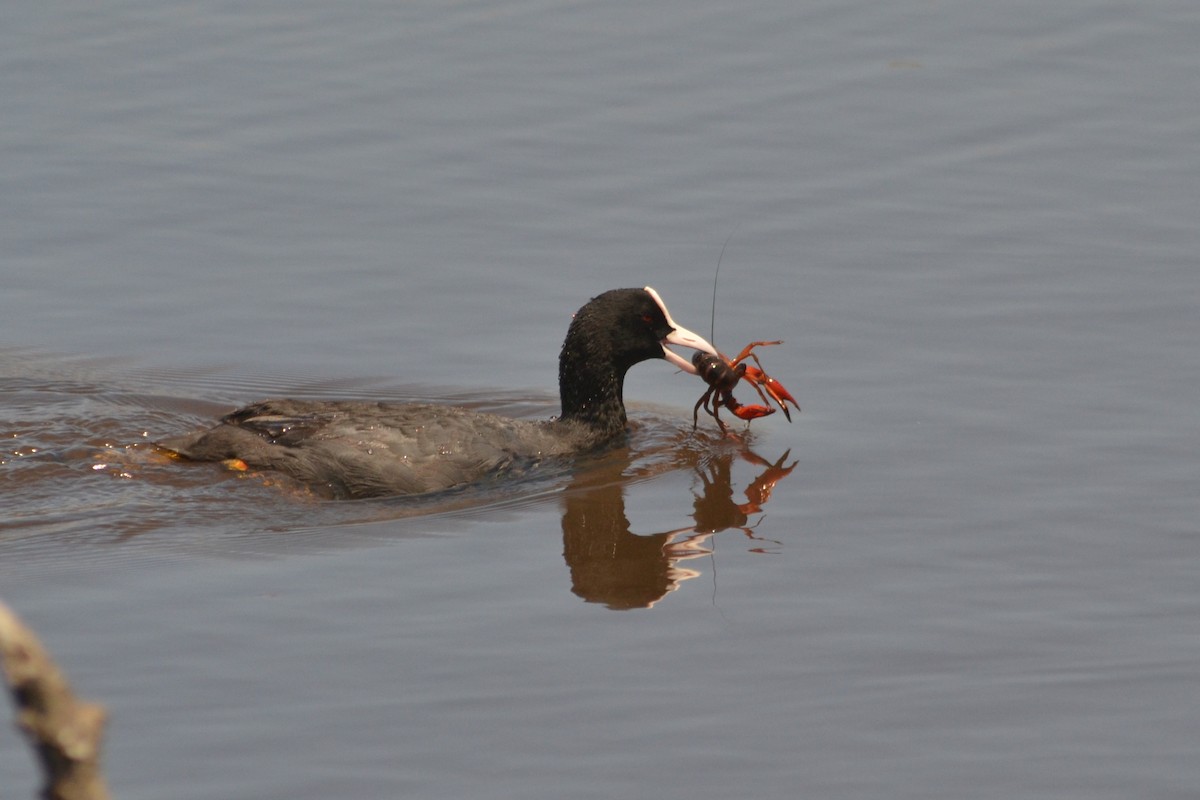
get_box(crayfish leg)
[692,392,708,430]
[740,358,798,421]
[731,404,775,421]
[729,340,784,366]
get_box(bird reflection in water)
[560,440,797,610]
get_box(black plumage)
[159,287,716,498]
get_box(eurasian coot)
[159,287,718,498]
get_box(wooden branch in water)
[0,601,111,800]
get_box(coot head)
[558,286,717,433]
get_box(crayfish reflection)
[560,443,797,610]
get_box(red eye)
[641,313,654,324]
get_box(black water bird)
[159,287,717,498]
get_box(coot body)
[160,287,717,498]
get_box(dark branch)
[0,601,111,800]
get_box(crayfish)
[692,341,799,433]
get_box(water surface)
[3,1,1199,798]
